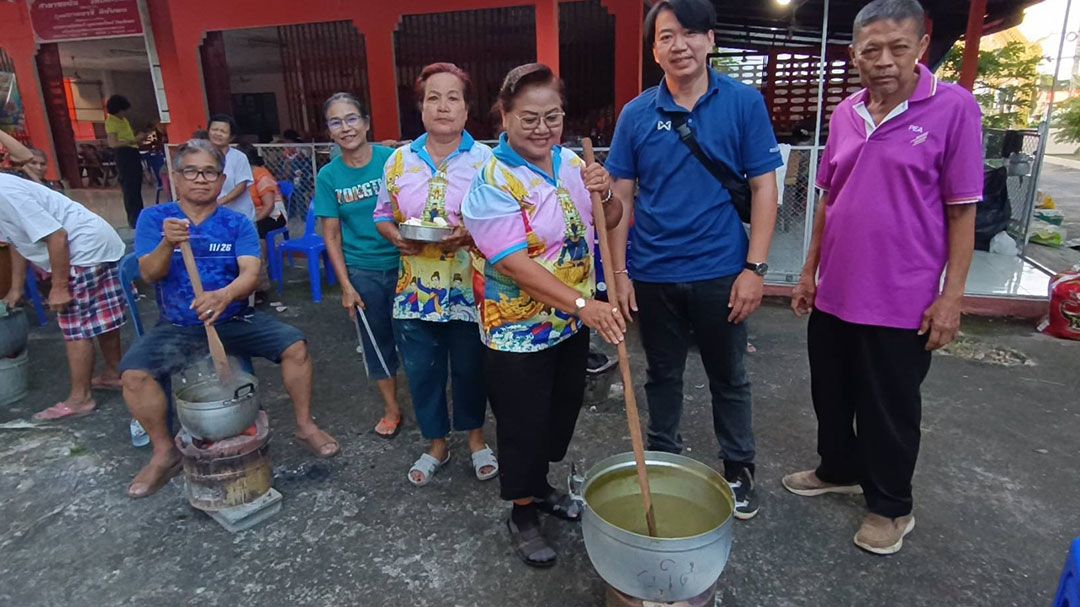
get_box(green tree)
[1052,95,1080,143]
[939,40,1043,129]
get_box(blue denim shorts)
[119,310,305,381]
[347,267,400,380]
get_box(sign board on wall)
[29,0,143,43]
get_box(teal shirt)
[314,146,399,271]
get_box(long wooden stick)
[179,241,232,382]
[583,138,658,538]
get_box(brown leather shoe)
[781,469,863,497]
[853,513,915,555]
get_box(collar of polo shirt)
[655,67,724,114]
[493,132,564,187]
[410,130,477,172]
[851,64,939,136]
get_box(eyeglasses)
[512,111,565,131]
[178,167,221,181]
[327,114,365,132]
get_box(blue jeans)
[396,318,487,440]
[347,267,400,381]
[634,275,756,481]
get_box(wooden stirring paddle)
[179,241,233,382]
[582,138,658,538]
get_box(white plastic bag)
[989,231,1019,256]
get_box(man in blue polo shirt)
[119,139,340,499]
[607,0,782,520]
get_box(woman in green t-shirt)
[315,92,406,438]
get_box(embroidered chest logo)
[657,120,672,131]
[909,124,929,146]
[207,243,233,253]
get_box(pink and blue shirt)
[815,64,984,330]
[374,133,492,322]
[462,134,596,353]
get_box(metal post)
[803,0,830,260]
[1027,0,1074,251]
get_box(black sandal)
[506,519,557,568]
[534,488,583,522]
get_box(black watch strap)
[745,262,768,276]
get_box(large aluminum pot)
[582,451,734,603]
[174,370,259,441]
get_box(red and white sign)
[30,0,143,43]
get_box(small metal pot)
[174,372,259,441]
[582,451,734,603]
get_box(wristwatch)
[574,297,587,315]
[745,262,769,277]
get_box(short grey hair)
[853,0,926,39]
[171,138,225,172]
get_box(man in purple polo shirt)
[782,0,982,555]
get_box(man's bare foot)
[127,451,182,498]
[409,441,450,484]
[467,432,496,478]
[294,424,340,458]
[91,374,123,391]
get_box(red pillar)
[200,31,232,115]
[147,0,208,143]
[35,44,81,186]
[0,1,59,181]
[959,0,987,91]
[603,0,644,117]
[535,0,560,75]
[354,14,401,141]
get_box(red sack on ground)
[1042,271,1080,341]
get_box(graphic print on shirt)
[382,146,480,323]
[470,154,594,352]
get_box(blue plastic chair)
[265,180,293,289]
[276,202,336,302]
[23,269,49,326]
[1056,538,1080,607]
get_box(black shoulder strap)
[669,113,744,190]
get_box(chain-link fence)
[984,128,1042,248]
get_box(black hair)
[208,113,238,137]
[497,63,566,113]
[237,142,264,167]
[853,0,927,39]
[106,95,131,115]
[322,93,368,120]
[644,0,716,47]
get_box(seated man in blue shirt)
[119,139,340,499]
[606,0,783,520]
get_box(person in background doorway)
[784,0,982,555]
[0,172,127,420]
[105,95,146,228]
[315,93,404,443]
[373,63,496,485]
[239,142,287,294]
[207,114,256,222]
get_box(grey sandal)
[507,519,556,568]
[408,452,450,487]
[535,488,583,522]
[470,445,499,481]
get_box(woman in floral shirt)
[374,63,497,487]
[462,63,626,567]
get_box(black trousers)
[808,310,932,518]
[115,147,144,228]
[486,329,589,501]
[634,275,754,481]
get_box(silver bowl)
[582,451,735,602]
[399,223,453,243]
